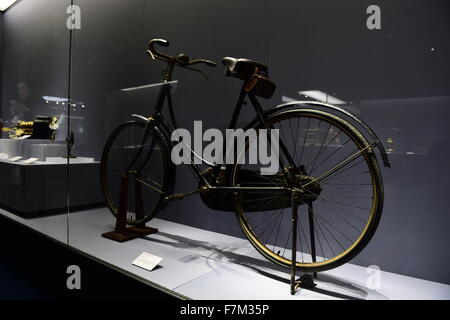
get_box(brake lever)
[146,50,156,61]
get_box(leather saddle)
[222,57,268,79]
[222,57,276,99]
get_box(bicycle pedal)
[165,193,186,201]
[165,190,201,201]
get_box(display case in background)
[0,138,101,217]
[1,0,71,243]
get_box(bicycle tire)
[232,109,383,272]
[100,121,170,225]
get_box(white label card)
[132,252,162,272]
[9,156,23,162]
[23,158,39,164]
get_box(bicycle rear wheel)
[232,109,383,272]
[100,121,170,225]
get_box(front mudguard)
[247,100,391,168]
[131,114,176,206]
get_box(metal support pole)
[308,202,318,279]
[290,190,318,294]
[290,189,298,295]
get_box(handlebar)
[146,38,216,69]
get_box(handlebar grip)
[202,60,217,67]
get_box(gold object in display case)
[2,116,59,140]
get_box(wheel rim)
[232,109,382,271]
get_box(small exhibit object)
[22,157,39,164]
[2,116,59,140]
[8,156,23,162]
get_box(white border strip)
[0,0,19,11]
[120,80,178,92]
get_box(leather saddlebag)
[244,73,276,99]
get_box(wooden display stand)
[102,175,158,242]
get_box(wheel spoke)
[102,122,166,225]
[232,110,381,270]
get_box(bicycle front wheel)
[100,121,170,225]
[232,109,383,272]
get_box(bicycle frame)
[136,73,297,194]
[127,60,390,201]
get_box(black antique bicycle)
[100,39,390,293]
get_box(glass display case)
[0,0,449,300]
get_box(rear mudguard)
[247,100,391,168]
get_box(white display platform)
[0,139,66,161]
[1,207,449,300]
[0,157,96,165]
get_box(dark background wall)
[1,0,449,284]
